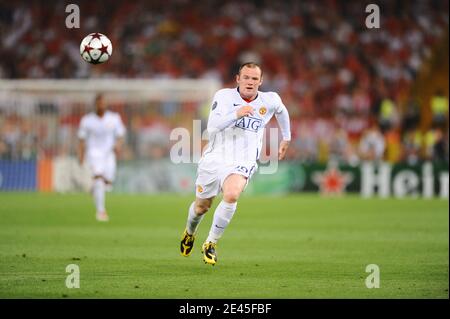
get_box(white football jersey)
[202,88,291,165]
[78,111,126,157]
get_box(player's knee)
[223,189,241,203]
[195,202,210,215]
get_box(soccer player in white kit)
[180,63,291,265]
[78,94,126,221]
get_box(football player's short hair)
[95,93,104,103]
[238,62,263,77]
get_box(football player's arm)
[77,117,87,165]
[114,115,126,157]
[114,137,124,157]
[78,139,85,165]
[207,93,253,134]
[274,99,291,160]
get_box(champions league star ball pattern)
[80,33,112,64]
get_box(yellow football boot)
[201,242,217,266]
[180,229,195,257]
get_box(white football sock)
[93,178,106,214]
[206,200,237,243]
[186,201,204,235]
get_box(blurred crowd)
[0,0,449,164]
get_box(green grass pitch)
[0,193,448,298]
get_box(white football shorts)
[195,157,257,199]
[86,152,117,183]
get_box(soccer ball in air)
[80,33,112,64]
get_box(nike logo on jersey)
[215,224,225,229]
[235,116,262,132]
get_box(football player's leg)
[89,158,103,209]
[205,174,246,244]
[94,156,115,221]
[186,167,220,236]
[202,174,246,265]
[181,168,220,257]
[186,197,214,235]
[222,173,247,203]
[181,197,214,257]
[92,175,107,220]
[103,156,116,192]
[90,154,115,221]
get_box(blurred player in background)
[78,94,126,221]
[180,62,291,265]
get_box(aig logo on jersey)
[235,116,262,132]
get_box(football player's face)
[95,96,107,113]
[236,66,263,100]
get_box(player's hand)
[113,144,121,158]
[236,105,254,118]
[278,140,290,160]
